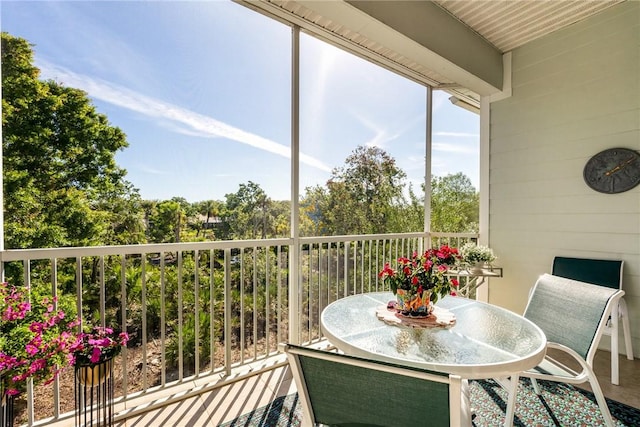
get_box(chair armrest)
[543,342,592,376]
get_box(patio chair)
[552,256,633,385]
[515,273,624,427]
[281,343,463,427]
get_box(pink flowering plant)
[379,245,461,304]
[72,326,128,366]
[0,282,79,396]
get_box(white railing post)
[208,249,215,376]
[51,259,60,418]
[120,255,129,398]
[75,256,83,329]
[177,251,183,381]
[194,249,200,376]
[223,248,232,375]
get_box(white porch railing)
[0,232,478,426]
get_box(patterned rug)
[220,379,640,426]
[471,379,639,426]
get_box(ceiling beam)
[312,0,504,95]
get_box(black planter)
[0,380,15,427]
[74,357,114,427]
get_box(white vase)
[470,263,486,274]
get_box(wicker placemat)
[375,305,456,328]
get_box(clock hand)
[605,156,636,176]
[606,165,622,176]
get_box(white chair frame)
[514,273,625,427]
[551,256,633,385]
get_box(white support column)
[424,86,433,246]
[478,52,511,302]
[478,95,490,247]
[477,96,491,302]
[289,25,301,345]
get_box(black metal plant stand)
[75,357,114,427]
[0,388,15,427]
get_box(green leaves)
[2,33,141,250]
[430,173,479,233]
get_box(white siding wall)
[488,1,639,356]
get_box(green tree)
[93,182,146,245]
[148,200,185,243]
[224,181,271,240]
[299,185,330,237]
[193,199,223,239]
[430,172,479,232]
[323,145,407,235]
[1,32,142,249]
[269,200,290,238]
[397,182,425,232]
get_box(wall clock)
[583,147,640,194]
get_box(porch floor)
[118,358,298,427]
[49,349,639,426]
[121,349,638,426]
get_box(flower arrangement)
[460,243,496,266]
[72,326,128,366]
[379,245,461,307]
[0,282,79,396]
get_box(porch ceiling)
[239,0,624,106]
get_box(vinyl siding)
[488,0,639,357]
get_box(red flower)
[378,244,462,304]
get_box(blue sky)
[1,0,479,202]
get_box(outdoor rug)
[220,379,640,426]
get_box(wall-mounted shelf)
[448,266,503,298]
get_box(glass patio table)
[320,291,547,380]
[321,292,547,426]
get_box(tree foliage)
[224,181,272,240]
[320,145,408,235]
[2,33,144,248]
[2,32,479,248]
[430,172,479,232]
[299,184,330,237]
[147,200,185,243]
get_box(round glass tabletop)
[321,292,547,379]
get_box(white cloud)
[160,122,223,139]
[138,164,169,175]
[37,60,331,172]
[352,110,426,149]
[350,111,400,148]
[432,142,477,155]
[433,131,479,138]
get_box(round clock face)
[583,148,640,194]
